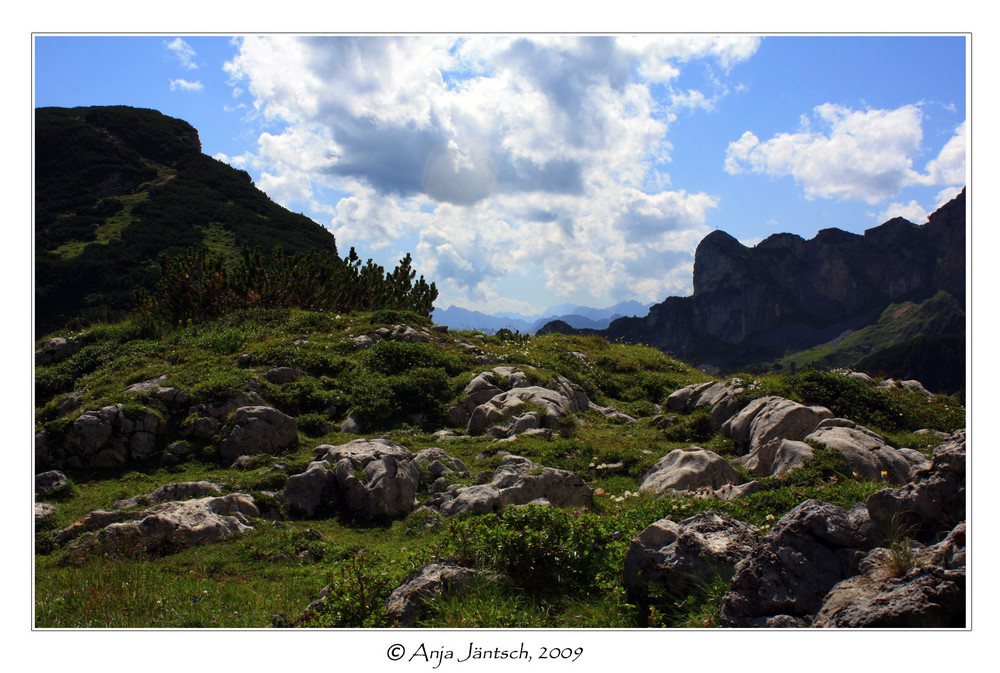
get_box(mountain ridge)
[35,105,339,334]
[432,299,652,335]
[543,189,966,393]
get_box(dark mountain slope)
[35,106,338,333]
[590,189,965,387]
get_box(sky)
[33,33,968,316]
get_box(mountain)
[546,189,965,393]
[34,106,339,334]
[432,299,651,334]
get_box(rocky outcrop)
[57,494,259,556]
[812,523,966,628]
[866,429,965,543]
[455,367,633,438]
[804,421,913,484]
[112,481,224,509]
[434,455,591,517]
[35,470,69,497]
[280,439,420,521]
[638,448,743,495]
[385,563,495,626]
[720,500,879,627]
[35,336,83,366]
[722,396,832,456]
[623,511,760,604]
[218,405,298,463]
[36,403,164,470]
[603,189,965,369]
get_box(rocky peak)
[603,189,966,370]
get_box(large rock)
[385,563,488,626]
[60,494,259,556]
[307,439,421,520]
[437,455,591,517]
[666,379,747,429]
[35,336,83,366]
[866,429,965,543]
[218,405,297,463]
[623,511,759,603]
[737,439,814,477]
[722,396,832,456]
[414,448,469,486]
[112,481,223,509]
[35,470,69,497]
[720,499,879,627]
[466,386,576,436]
[280,463,339,518]
[812,523,966,628]
[639,448,743,495]
[491,455,592,508]
[804,423,914,484]
[37,404,165,470]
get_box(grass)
[33,308,964,628]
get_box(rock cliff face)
[603,189,965,369]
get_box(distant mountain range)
[431,300,652,335]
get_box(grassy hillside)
[34,309,963,628]
[35,106,339,334]
[759,290,965,395]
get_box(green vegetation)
[765,290,965,396]
[34,306,963,629]
[35,106,340,334]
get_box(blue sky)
[34,34,968,315]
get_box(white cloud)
[726,103,934,204]
[223,35,755,310]
[166,38,198,70]
[169,78,203,92]
[924,120,966,186]
[875,200,929,224]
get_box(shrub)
[290,550,393,627]
[440,505,619,593]
[135,246,438,324]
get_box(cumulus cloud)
[725,103,931,204]
[726,104,967,207]
[166,38,198,70]
[223,35,757,310]
[924,120,966,186]
[875,200,929,224]
[169,78,203,92]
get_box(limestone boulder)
[467,386,575,436]
[491,455,592,509]
[639,448,743,495]
[218,405,297,463]
[812,523,966,628]
[722,396,832,456]
[35,502,57,525]
[385,563,489,626]
[866,429,965,543]
[414,448,469,486]
[623,511,760,603]
[805,424,913,484]
[264,367,304,384]
[35,470,69,497]
[436,455,591,517]
[720,499,879,627]
[113,481,223,509]
[35,336,83,366]
[280,462,339,518]
[61,494,259,556]
[316,439,421,520]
